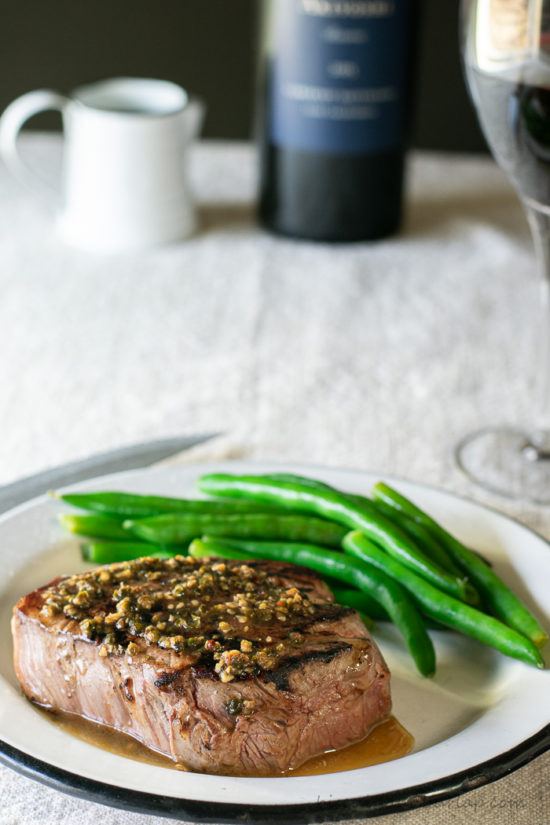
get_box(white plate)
[0,461,549,823]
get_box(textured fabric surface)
[0,137,549,824]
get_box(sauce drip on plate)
[285,716,413,776]
[39,709,413,776]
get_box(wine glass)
[456,0,550,503]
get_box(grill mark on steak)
[260,641,353,692]
[12,555,392,775]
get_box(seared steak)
[12,555,391,775]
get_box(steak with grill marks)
[12,555,391,776]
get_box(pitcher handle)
[183,97,206,142]
[0,89,69,207]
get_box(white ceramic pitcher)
[0,77,204,252]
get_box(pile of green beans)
[55,473,548,675]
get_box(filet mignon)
[12,555,391,775]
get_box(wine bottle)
[257,0,416,242]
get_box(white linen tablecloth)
[0,136,548,824]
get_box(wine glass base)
[455,426,550,504]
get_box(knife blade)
[0,432,219,516]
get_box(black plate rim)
[1,723,549,824]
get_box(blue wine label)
[270,0,413,154]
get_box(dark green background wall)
[1,0,486,152]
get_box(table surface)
[0,136,549,825]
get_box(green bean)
[124,512,348,547]
[190,538,248,561]
[343,531,544,669]
[55,490,289,519]
[362,497,466,580]
[327,585,448,632]
[264,474,337,493]
[59,514,136,541]
[191,535,436,677]
[328,586,381,625]
[81,541,174,564]
[198,473,476,604]
[373,482,548,649]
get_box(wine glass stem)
[524,204,550,454]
